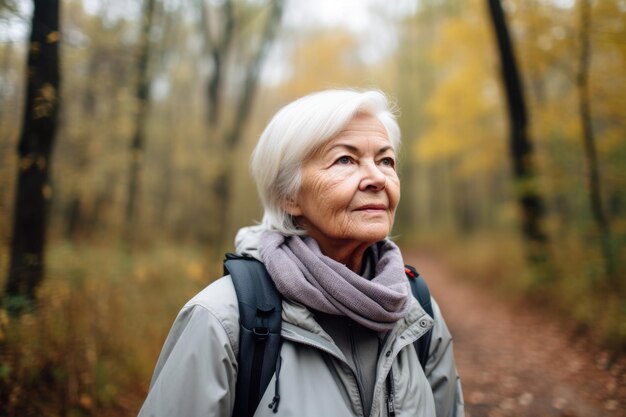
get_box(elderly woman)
[139,89,464,417]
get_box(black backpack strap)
[225,253,282,417]
[405,265,434,371]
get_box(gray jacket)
[138,227,464,417]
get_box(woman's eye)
[380,157,395,168]
[336,156,352,165]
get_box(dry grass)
[0,241,214,417]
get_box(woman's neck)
[310,236,372,273]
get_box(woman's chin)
[350,226,391,244]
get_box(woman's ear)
[282,197,303,216]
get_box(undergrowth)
[0,241,214,417]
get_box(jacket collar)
[234,225,265,260]
[281,296,434,358]
[234,225,435,353]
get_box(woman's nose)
[359,161,386,191]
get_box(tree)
[409,0,508,237]
[486,0,550,277]
[198,0,284,251]
[197,0,235,126]
[4,0,61,310]
[125,0,157,245]
[576,0,616,288]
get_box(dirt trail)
[406,252,625,417]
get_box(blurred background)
[0,0,625,415]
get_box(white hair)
[250,89,401,235]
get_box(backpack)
[224,253,434,417]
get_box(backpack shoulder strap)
[224,253,282,417]
[405,265,434,371]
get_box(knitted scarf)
[260,230,410,332]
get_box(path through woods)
[406,252,625,417]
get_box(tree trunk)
[125,0,157,246]
[576,0,616,288]
[4,0,61,311]
[211,0,284,251]
[224,0,283,151]
[486,0,550,275]
[197,0,235,126]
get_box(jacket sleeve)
[424,298,465,417]
[137,303,238,417]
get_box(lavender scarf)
[260,230,411,332]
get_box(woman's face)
[286,114,400,252]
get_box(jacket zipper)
[348,322,367,416]
[282,328,367,417]
[282,315,432,417]
[369,323,431,417]
[385,369,396,417]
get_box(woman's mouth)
[355,204,387,212]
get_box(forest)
[0,0,625,415]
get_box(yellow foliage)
[597,125,625,154]
[278,30,374,98]
[0,308,8,341]
[30,41,40,54]
[42,184,53,200]
[412,0,505,178]
[134,265,148,283]
[186,262,205,283]
[532,91,580,144]
[46,31,61,44]
[19,155,33,171]
[33,83,57,119]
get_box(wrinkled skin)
[286,114,401,272]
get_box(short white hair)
[250,89,401,235]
